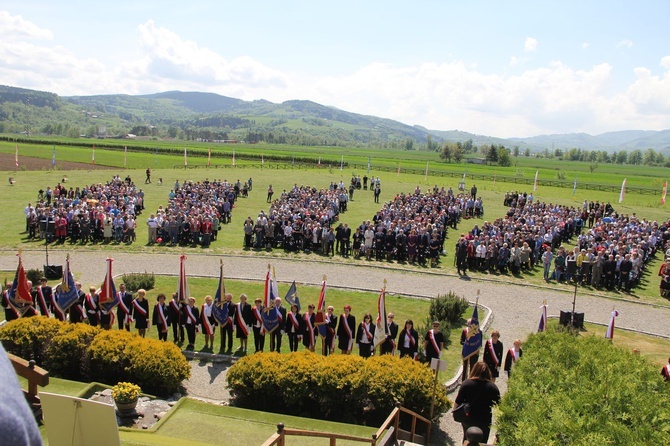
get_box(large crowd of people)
[25,175,144,245]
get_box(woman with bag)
[453,361,500,444]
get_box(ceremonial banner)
[572,177,577,196]
[260,265,279,333]
[52,145,56,167]
[284,281,301,311]
[538,303,548,332]
[605,309,619,339]
[263,265,279,308]
[57,255,79,312]
[373,284,389,348]
[662,181,667,205]
[314,278,327,325]
[461,301,482,361]
[99,258,118,313]
[619,179,626,203]
[15,144,18,167]
[207,148,211,166]
[92,145,95,165]
[533,171,539,191]
[184,148,188,166]
[8,253,33,315]
[212,260,230,325]
[177,255,190,301]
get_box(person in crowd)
[182,296,200,350]
[234,294,252,354]
[132,289,150,338]
[302,304,317,352]
[201,295,216,350]
[503,339,523,378]
[454,362,501,444]
[424,321,444,363]
[356,313,376,358]
[483,330,503,383]
[152,293,170,342]
[337,305,356,354]
[285,304,302,353]
[380,312,398,355]
[398,319,419,359]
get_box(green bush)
[497,330,670,445]
[45,323,99,380]
[25,268,43,285]
[429,292,470,327]
[227,351,450,425]
[0,316,61,364]
[121,272,155,292]
[0,318,189,396]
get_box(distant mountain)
[1,84,669,152]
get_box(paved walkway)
[3,249,670,445]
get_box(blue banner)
[284,281,301,312]
[57,259,79,312]
[461,304,482,360]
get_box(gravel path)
[3,249,670,445]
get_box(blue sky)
[1,1,669,137]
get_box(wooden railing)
[8,353,50,418]
[261,406,431,446]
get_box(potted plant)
[111,382,141,413]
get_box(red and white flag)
[424,161,429,181]
[10,253,33,305]
[605,309,619,339]
[619,179,626,203]
[261,153,264,167]
[232,149,236,166]
[397,162,401,176]
[177,255,190,302]
[15,144,18,167]
[374,285,389,348]
[538,303,548,332]
[661,181,667,205]
[123,146,127,167]
[316,279,327,314]
[92,145,95,165]
[263,265,279,308]
[533,171,539,191]
[98,258,116,305]
[207,148,211,166]
[184,148,188,166]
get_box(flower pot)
[115,398,138,414]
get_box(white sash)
[487,339,500,367]
[118,292,133,323]
[86,293,98,314]
[288,312,300,331]
[509,348,519,363]
[304,313,315,347]
[236,303,248,336]
[37,287,50,317]
[341,314,353,339]
[132,299,148,317]
[362,323,373,342]
[428,329,440,356]
[50,293,66,321]
[201,304,214,335]
[405,331,416,348]
[252,306,265,333]
[157,303,169,331]
[185,305,199,332]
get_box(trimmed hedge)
[0,317,190,396]
[497,329,670,445]
[227,351,450,425]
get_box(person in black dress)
[337,305,356,354]
[285,304,302,352]
[398,319,419,359]
[182,296,200,350]
[454,362,500,444]
[380,312,399,355]
[116,283,134,331]
[302,304,317,352]
[424,321,445,363]
[132,289,150,338]
[356,313,375,358]
[152,293,170,342]
[482,330,504,383]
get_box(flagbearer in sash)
[133,289,150,338]
[356,313,376,358]
[661,357,670,382]
[183,297,200,350]
[337,305,356,354]
[270,298,287,353]
[85,286,100,327]
[201,295,216,350]
[152,294,171,342]
[234,294,252,354]
[69,282,87,324]
[398,319,419,359]
[286,304,302,352]
[21,281,38,318]
[303,304,317,352]
[169,292,185,344]
[380,312,398,355]
[35,278,52,317]
[483,330,504,383]
[219,293,235,354]
[252,298,266,353]
[504,339,523,378]
[424,321,445,363]
[2,282,20,322]
[116,283,134,331]
[50,283,67,322]
[322,306,337,356]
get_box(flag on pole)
[462,171,466,184]
[373,283,390,349]
[284,281,301,311]
[263,265,279,308]
[154,147,158,166]
[538,303,548,332]
[177,255,190,302]
[15,144,19,167]
[493,173,496,188]
[572,177,578,195]
[212,259,230,326]
[99,258,119,315]
[605,309,619,339]
[232,149,236,166]
[315,276,328,336]
[340,154,343,171]
[318,155,321,168]
[9,252,33,306]
[367,157,371,174]
[207,148,211,166]
[661,181,667,205]
[533,170,539,191]
[52,145,56,167]
[261,153,264,167]
[462,300,482,361]
[92,145,95,165]
[397,162,401,176]
[316,278,327,315]
[124,146,127,167]
[424,161,429,181]
[184,147,188,166]
[56,255,79,312]
[619,178,626,203]
[292,154,295,168]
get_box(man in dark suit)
[341,223,352,257]
[219,293,235,354]
[322,306,338,356]
[169,292,184,343]
[604,254,617,290]
[116,283,134,331]
[235,294,253,354]
[380,312,399,355]
[34,277,52,317]
[68,282,87,323]
[270,298,287,353]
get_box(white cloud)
[0,11,53,40]
[524,37,538,52]
[661,55,670,70]
[509,56,519,66]
[582,42,590,49]
[617,39,633,49]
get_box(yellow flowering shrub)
[124,336,190,396]
[45,322,99,380]
[227,351,450,425]
[0,316,61,364]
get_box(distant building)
[466,157,486,165]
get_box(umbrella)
[602,217,614,223]
[87,198,99,204]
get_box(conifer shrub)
[497,329,670,445]
[429,292,470,327]
[227,351,450,425]
[25,268,43,284]
[121,272,155,292]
